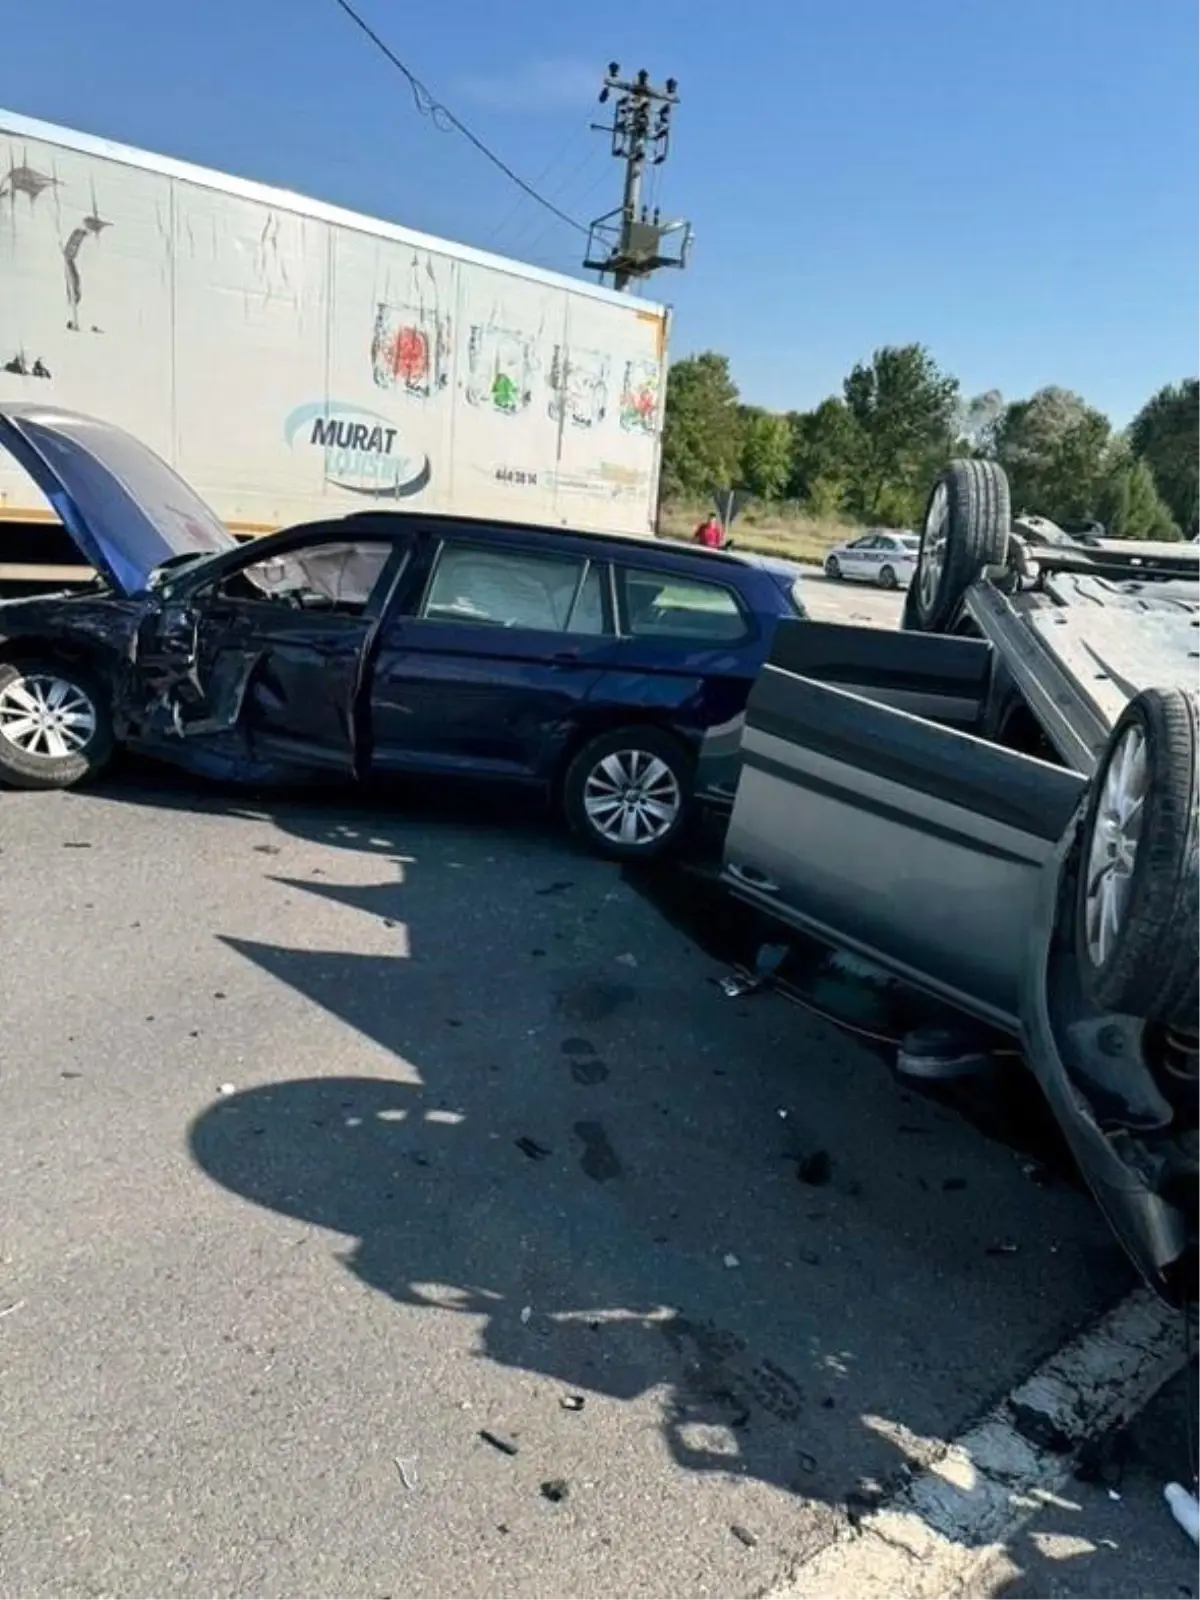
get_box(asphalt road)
[795,570,906,631]
[0,759,1160,1600]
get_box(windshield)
[0,409,234,592]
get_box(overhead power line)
[331,0,589,238]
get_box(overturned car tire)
[1074,687,1199,1028]
[911,458,1011,633]
[0,656,115,790]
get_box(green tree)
[660,352,742,501]
[993,387,1111,519]
[738,406,792,500]
[1094,447,1180,539]
[787,398,863,510]
[843,345,960,521]
[1129,379,1199,536]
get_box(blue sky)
[6,0,1197,422]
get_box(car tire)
[0,656,115,791]
[1074,687,1198,1027]
[878,564,898,589]
[824,555,842,580]
[911,459,1011,632]
[562,725,694,862]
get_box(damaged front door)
[142,534,402,772]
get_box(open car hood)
[0,404,236,594]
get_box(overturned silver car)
[700,459,1199,1304]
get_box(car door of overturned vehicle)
[138,529,409,773]
[720,620,1086,1028]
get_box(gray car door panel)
[723,668,1086,1027]
[766,620,993,730]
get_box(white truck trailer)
[0,109,670,583]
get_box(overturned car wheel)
[1075,687,1199,1028]
[911,458,1011,632]
[0,657,115,790]
[563,725,693,861]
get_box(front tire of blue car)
[0,657,115,791]
[563,726,694,862]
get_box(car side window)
[420,543,605,633]
[217,540,393,615]
[617,568,749,643]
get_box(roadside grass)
[657,500,859,565]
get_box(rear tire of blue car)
[563,726,694,862]
[0,656,115,791]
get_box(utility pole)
[583,64,692,291]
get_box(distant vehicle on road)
[823,529,919,588]
[0,405,805,861]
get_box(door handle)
[727,862,782,894]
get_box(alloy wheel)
[0,671,98,761]
[583,748,682,847]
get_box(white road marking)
[767,1288,1187,1599]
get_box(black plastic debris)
[540,1478,570,1503]
[515,1137,552,1161]
[985,1240,1020,1256]
[559,1394,586,1412]
[730,1523,758,1548]
[479,1430,519,1457]
[797,1151,833,1187]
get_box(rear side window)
[420,543,610,634]
[617,568,749,642]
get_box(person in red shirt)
[692,514,725,549]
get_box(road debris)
[986,1240,1020,1256]
[723,1253,741,1269]
[1165,1482,1199,1545]
[796,1150,832,1187]
[559,1394,586,1412]
[0,1300,25,1320]
[615,951,638,967]
[479,1430,519,1457]
[730,1523,759,1548]
[515,1137,551,1161]
[393,1456,418,1490]
[520,1306,532,1324]
[218,1083,236,1096]
[540,1478,570,1503]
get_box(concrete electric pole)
[583,65,692,291]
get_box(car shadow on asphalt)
[88,763,1117,1538]
[65,760,1132,1561]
